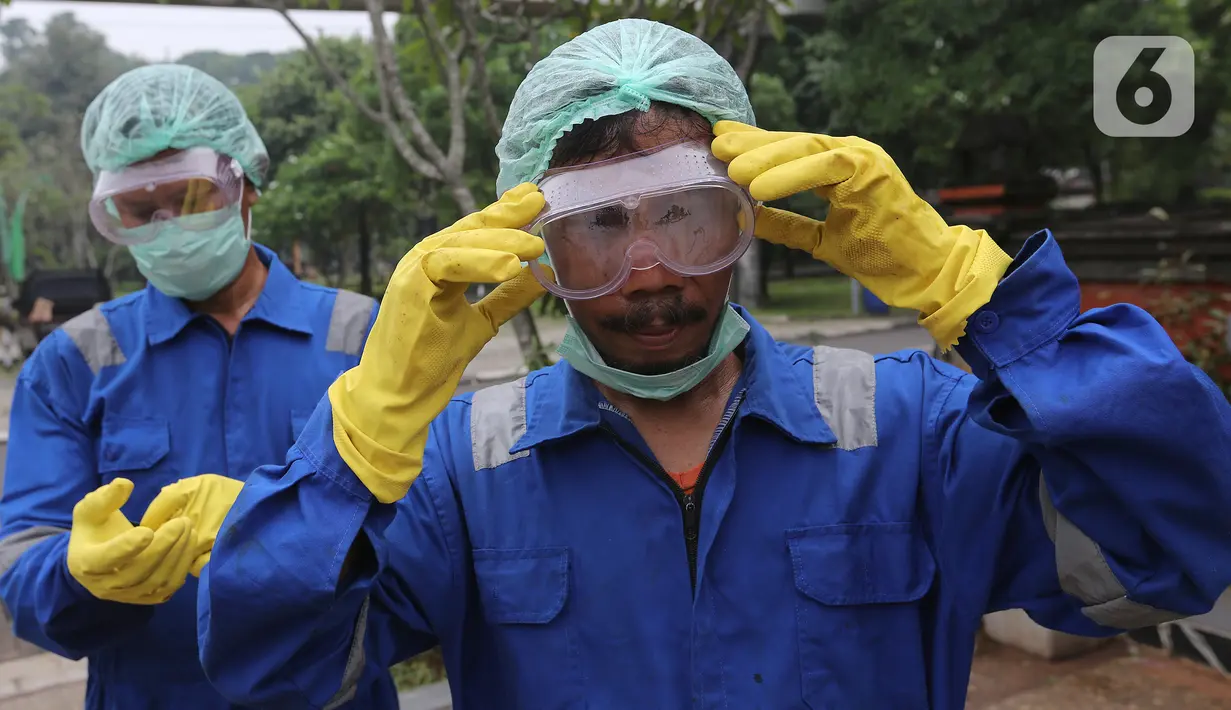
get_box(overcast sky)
[2,0,393,61]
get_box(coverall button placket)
[222,324,244,479]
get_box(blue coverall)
[201,233,1231,709]
[0,246,399,709]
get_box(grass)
[390,648,447,691]
[751,276,855,320]
[749,276,918,321]
[113,280,145,298]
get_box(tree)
[0,14,141,274]
[178,50,289,87]
[242,36,423,294]
[239,37,368,170]
[795,0,1227,203]
[257,131,415,295]
[247,0,562,368]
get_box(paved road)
[810,323,934,356]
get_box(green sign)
[0,187,29,283]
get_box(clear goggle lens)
[89,148,245,245]
[527,140,756,300]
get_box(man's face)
[561,129,733,376]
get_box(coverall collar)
[143,243,315,345]
[512,305,839,454]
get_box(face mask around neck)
[557,303,750,401]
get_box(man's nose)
[621,263,686,298]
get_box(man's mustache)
[599,294,708,334]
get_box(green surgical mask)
[557,304,750,401]
[126,206,251,301]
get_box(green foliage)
[256,128,420,290]
[240,38,364,169]
[2,0,1226,299]
[0,14,140,275]
[751,276,856,320]
[748,72,797,131]
[390,648,446,691]
[178,50,289,87]
[242,36,425,288]
[796,0,1228,198]
[580,0,780,69]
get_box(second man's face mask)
[127,204,251,301]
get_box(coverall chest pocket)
[787,523,936,710]
[472,547,583,709]
[98,414,171,479]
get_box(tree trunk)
[103,244,123,279]
[757,240,772,301]
[449,182,550,371]
[733,248,763,308]
[292,239,303,277]
[334,237,348,289]
[72,214,97,269]
[1081,141,1105,206]
[357,210,373,297]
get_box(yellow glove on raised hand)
[66,478,199,604]
[141,474,244,577]
[329,183,548,504]
[712,121,1013,349]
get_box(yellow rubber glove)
[329,183,548,503]
[711,121,1013,349]
[66,478,199,605]
[141,474,244,577]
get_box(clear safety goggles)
[88,147,246,245]
[528,139,756,300]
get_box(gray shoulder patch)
[60,307,125,375]
[1039,475,1186,629]
[322,597,369,710]
[811,345,878,450]
[470,377,531,471]
[326,290,377,356]
[0,526,68,623]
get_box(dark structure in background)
[14,268,113,344]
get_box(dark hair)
[549,102,712,169]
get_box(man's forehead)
[130,148,186,168]
[560,107,713,167]
[624,121,709,153]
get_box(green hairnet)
[495,19,755,197]
[81,64,270,187]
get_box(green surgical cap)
[81,64,270,187]
[495,18,756,197]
